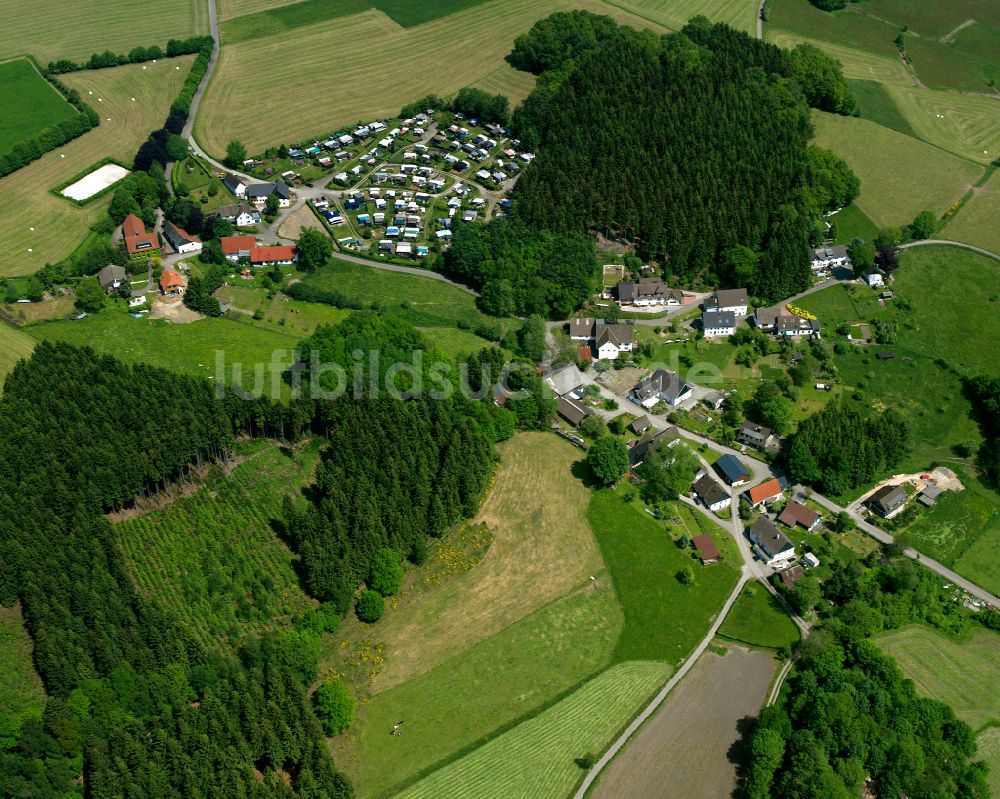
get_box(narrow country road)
[897,239,1000,262]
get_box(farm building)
[120,214,160,260]
[221,235,255,262]
[223,174,248,197]
[692,534,721,565]
[556,396,593,428]
[714,455,751,487]
[917,484,942,508]
[250,245,296,267]
[162,221,202,255]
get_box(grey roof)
[273,179,291,199]
[714,454,751,484]
[777,315,820,333]
[617,281,636,302]
[161,220,198,250]
[569,317,597,339]
[706,288,749,310]
[740,421,772,440]
[920,484,942,500]
[214,203,258,221]
[245,182,276,198]
[693,474,729,506]
[596,322,633,348]
[868,484,908,513]
[634,369,690,404]
[813,244,848,260]
[97,264,126,289]
[545,364,585,397]
[223,173,245,191]
[750,517,794,558]
[753,303,786,327]
[702,310,736,330]
[557,396,593,427]
[630,415,651,434]
[629,425,680,467]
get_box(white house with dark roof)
[595,323,634,360]
[749,517,796,568]
[223,174,248,198]
[702,310,736,337]
[704,288,749,316]
[632,369,693,409]
[693,474,731,512]
[811,244,850,271]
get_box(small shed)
[692,534,721,565]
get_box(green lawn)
[344,584,622,798]
[0,58,77,155]
[0,322,37,387]
[217,284,353,338]
[941,168,1000,257]
[416,326,497,359]
[587,489,741,664]
[303,259,508,332]
[718,582,800,650]
[222,0,490,44]
[115,441,319,650]
[826,203,879,246]
[27,306,303,391]
[0,604,46,747]
[393,661,672,799]
[846,79,917,139]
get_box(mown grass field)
[216,284,353,338]
[303,259,505,331]
[826,202,879,245]
[196,0,673,156]
[809,110,983,228]
[886,86,1000,165]
[0,604,45,746]
[877,626,1000,730]
[340,585,622,797]
[221,0,491,43]
[588,488,740,664]
[591,645,777,799]
[943,169,1000,256]
[0,322,37,386]
[0,58,78,154]
[415,325,496,358]
[115,441,319,650]
[847,79,918,138]
[718,582,800,650]
[0,56,194,277]
[27,306,302,387]
[393,661,671,799]
[0,0,207,62]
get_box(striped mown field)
[0,56,194,277]
[611,0,756,34]
[888,86,1000,165]
[0,323,37,385]
[393,661,672,799]
[766,28,913,87]
[0,0,207,62]
[196,0,676,157]
[810,110,983,228]
[942,168,1000,255]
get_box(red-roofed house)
[121,214,160,259]
[221,235,255,261]
[777,500,821,531]
[692,534,721,565]
[743,478,785,509]
[250,245,296,266]
[159,269,186,296]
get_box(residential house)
[616,278,686,307]
[703,391,728,411]
[158,269,185,297]
[628,425,681,468]
[692,534,721,565]
[214,204,261,228]
[544,364,585,397]
[693,474,731,512]
[780,564,804,589]
[630,415,651,435]
[557,395,593,427]
[702,310,736,337]
[245,180,291,208]
[777,499,821,531]
[752,303,788,332]
[738,421,774,450]
[221,235,255,261]
[776,314,821,338]
[749,517,796,568]
[595,322,634,360]
[162,221,202,255]
[97,265,127,293]
[632,369,693,409]
[917,484,942,508]
[223,174,248,197]
[569,318,597,341]
[866,485,908,519]
[704,288,749,316]
[250,245,296,266]
[120,214,160,259]
[811,245,849,272]
[714,454,751,486]
[743,478,785,509]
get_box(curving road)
[897,239,1000,262]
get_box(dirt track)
[591,644,776,799]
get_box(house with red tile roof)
[121,214,160,259]
[777,499,821,531]
[159,269,186,296]
[250,245,296,266]
[221,235,255,261]
[743,478,785,509]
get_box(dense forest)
[786,401,909,494]
[504,13,859,301]
[0,343,349,797]
[443,217,597,318]
[966,375,1000,487]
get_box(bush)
[369,548,404,597]
[355,589,385,623]
[313,679,355,736]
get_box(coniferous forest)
[503,14,859,302]
[0,319,510,796]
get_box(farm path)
[898,239,1000,262]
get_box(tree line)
[399,86,510,126]
[44,36,214,75]
[966,375,1000,488]
[505,13,859,303]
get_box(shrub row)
[171,40,214,116]
[45,36,214,75]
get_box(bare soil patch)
[591,644,777,799]
[149,297,203,323]
[277,203,322,240]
